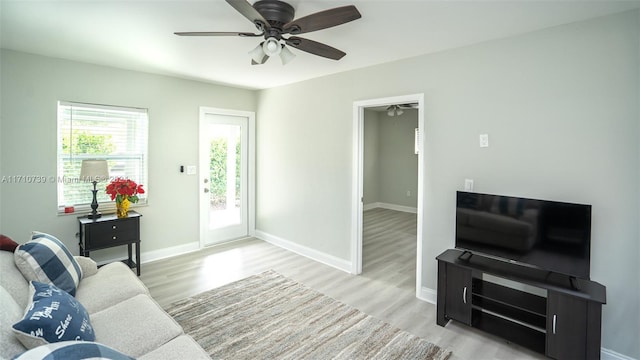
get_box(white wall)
[256,10,639,358]
[0,50,257,260]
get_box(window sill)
[57,202,147,217]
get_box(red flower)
[105,177,144,204]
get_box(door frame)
[351,94,425,298]
[199,106,256,248]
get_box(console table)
[78,211,142,276]
[436,249,606,359]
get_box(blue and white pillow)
[14,232,83,296]
[12,281,95,349]
[12,341,134,360]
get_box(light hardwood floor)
[139,208,545,360]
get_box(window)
[57,101,148,212]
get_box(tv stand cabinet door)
[443,263,472,326]
[546,291,588,360]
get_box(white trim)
[255,230,352,273]
[364,202,417,214]
[140,241,201,263]
[352,94,425,300]
[418,286,438,305]
[601,348,637,360]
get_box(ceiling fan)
[386,103,418,116]
[175,0,362,65]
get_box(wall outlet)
[406,190,411,197]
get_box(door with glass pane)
[199,111,249,246]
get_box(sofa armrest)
[74,256,98,278]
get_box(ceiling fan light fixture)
[397,109,404,116]
[279,45,296,65]
[262,37,282,57]
[249,42,267,63]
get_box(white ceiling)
[2,0,639,90]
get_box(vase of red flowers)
[105,178,145,218]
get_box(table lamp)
[80,160,109,219]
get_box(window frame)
[56,101,149,215]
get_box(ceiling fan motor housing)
[253,0,295,30]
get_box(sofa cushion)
[74,256,99,278]
[138,335,210,360]
[14,232,83,296]
[13,341,134,360]
[76,262,148,314]
[0,286,27,359]
[12,281,95,349]
[1,234,19,252]
[90,294,183,358]
[0,251,30,308]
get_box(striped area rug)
[166,270,452,360]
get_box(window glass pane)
[57,102,148,209]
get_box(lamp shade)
[80,160,109,182]
[279,45,296,65]
[249,43,267,64]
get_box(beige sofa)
[0,250,209,359]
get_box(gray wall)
[378,109,418,208]
[256,10,639,358]
[364,109,419,209]
[0,49,257,259]
[363,109,380,205]
[1,9,638,358]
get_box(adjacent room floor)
[139,208,545,360]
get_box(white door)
[199,108,252,246]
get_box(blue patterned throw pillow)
[12,341,134,360]
[14,232,83,296]
[12,281,95,349]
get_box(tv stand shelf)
[437,249,606,360]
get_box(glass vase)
[116,198,130,218]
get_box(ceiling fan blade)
[174,32,262,37]
[225,0,271,30]
[285,36,346,60]
[283,5,361,34]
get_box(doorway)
[352,94,424,298]
[199,107,255,247]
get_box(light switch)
[464,179,474,191]
[186,165,197,175]
[479,134,489,148]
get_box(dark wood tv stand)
[436,249,606,359]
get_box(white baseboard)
[140,241,201,264]
[418,286,437,304]
[364,202,417,214]
[255,230,352,273]
[601,348,637,360]
[91,241,201,266]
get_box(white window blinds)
[57,101,149,211]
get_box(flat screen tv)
[455,191,591,280]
